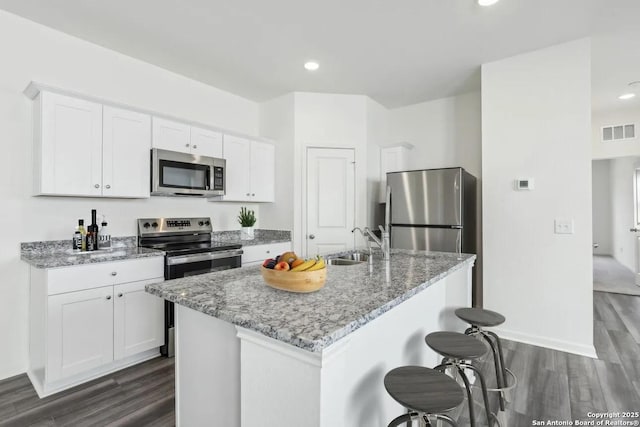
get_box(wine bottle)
[78,219,87,251]
[87,210,99,251]
[72,220,83,251]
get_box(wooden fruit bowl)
[261,267,327,293]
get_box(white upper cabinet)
[250,140,275,202]
[34,90,151,198]
[191,126,223,158]
[38,92,103,197]
[102,106,151,198]
[222,134,252,200]
[215,135,274,202]
[152,117,223,158]
[152,117,191,152]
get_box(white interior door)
[306,148,355,256]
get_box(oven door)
[165,249,243,279]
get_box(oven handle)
[166,249,244,266]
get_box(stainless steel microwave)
[151,148,225,197]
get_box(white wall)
[259,94,295,234]
[365,98,390,228]
[592,160,613,255]
[0,10,261,380]
[389,91,482,177]
[482,39,595,357]
[592,107,640,159]
[609,157,640,271]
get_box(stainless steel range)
[137,217,243,357]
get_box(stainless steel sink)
[338,252,369,262]
[326,258,363,266]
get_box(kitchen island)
[146,249,475,427]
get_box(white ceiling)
[0,0,639,110]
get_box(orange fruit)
[290,258,305,268]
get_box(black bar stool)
[425,331,499,427]
[455,307,516,412]
[384,366,464,426]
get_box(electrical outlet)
[554,219,574,234]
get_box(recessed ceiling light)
[304,61,319,71]
[629,81,640,88]
[478,0,499,6]
[619,93,636,100]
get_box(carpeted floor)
[593,255,640,296]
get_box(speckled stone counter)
[212,229,291,246]
[146,249,475,352]
[21,237,164,268]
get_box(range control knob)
[152,222,158,228]
[143,222,151,229]
[205,220,210,226]
[198,221,204,226]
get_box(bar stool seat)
[455,307,505,328]
[425,331,487,360]
[425,331,500,427]
[384,366,463,426]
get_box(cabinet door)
[113,280,164,360]
[39,92,102,196]
[250,141,275,202]
[191,126,223,158]
[102,106,151,198]
[47,287,114,382]
[222,135,251,201]
[152,117,191,153]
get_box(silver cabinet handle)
[106,295,112,300]
[251,193,255,196]
[631,228,640,232]
[118,293,123,298]
[95,184,100,188]
[266,250,270,254]
[246,193,250,196]
[185,143,190,147]
[105,185,111,189]
[309,234,316,239]
[193,145,198,149]
[111,271,117,276]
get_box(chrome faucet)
[365,226,390,260]
[352,227,372,260]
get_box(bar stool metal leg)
[480,332,506,411]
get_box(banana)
[305,257,325,271]
[290,259,316,272]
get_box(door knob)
[631,228,640,232]
[309,234,315,239]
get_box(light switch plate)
[554,219,574,234]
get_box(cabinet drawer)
[47,257,164,295]
[241,242,291,266]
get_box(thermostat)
[515,178,534,191]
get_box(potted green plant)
[238,206,257,240]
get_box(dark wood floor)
[0,357,174,427]
[2,291,640,426]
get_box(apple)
[274,261,290,271]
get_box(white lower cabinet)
[242,242,292,266]
[47,287,114,383]
[29,257,164,397]
[113,281,164,360]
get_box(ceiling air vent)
[602,124,635,142]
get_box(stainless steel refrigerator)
[386,167,479,301]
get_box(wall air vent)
[602,124,635,142]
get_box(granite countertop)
[211,229,291,247]
[21,237,164,269]
[20,229,292,269]
[145,249,476,353]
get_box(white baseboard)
[492,327,597,359]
